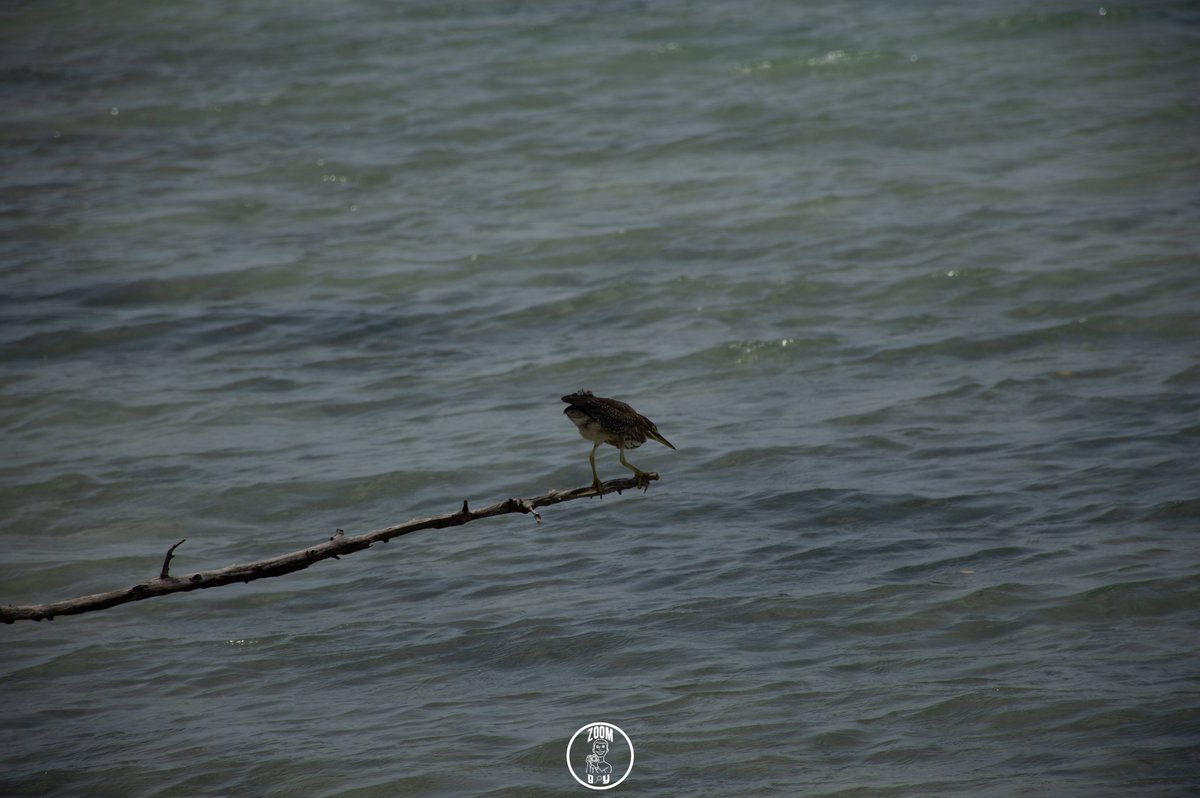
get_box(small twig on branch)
[159,539,187,579]
[0,473,659,624]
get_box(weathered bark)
[1,474,658,624]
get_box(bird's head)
[647,426,675,450]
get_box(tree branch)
[0,474,658,624]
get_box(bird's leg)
[618,447,651,491]
[589,443,603,496]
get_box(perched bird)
[562,390,675,492]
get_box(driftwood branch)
[1,474,658,624]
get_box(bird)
[562,390,675,492]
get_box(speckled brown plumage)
[562,390,675,491]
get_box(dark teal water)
[2,2,1199,795]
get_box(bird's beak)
[649,430,676,450]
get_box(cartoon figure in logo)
[585,738,613,785]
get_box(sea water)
[2,2,1198,795]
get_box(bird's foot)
[592,477,604,497]
[634,472,651,491]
